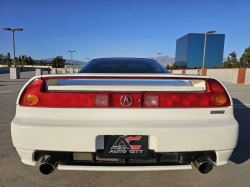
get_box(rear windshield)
[78,58,170,73]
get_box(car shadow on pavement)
[229,98,250,164]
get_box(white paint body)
[11,73,239,171]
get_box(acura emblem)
[120,95,132,106]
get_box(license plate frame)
[103,135,148,158]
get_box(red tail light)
[207,79,230,107]
[20,78,109,108]
[143,80,230,108]
[19,78,230,108]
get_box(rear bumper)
[12,106,238,169]
[16,148,234,170]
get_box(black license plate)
[104,135,148,158]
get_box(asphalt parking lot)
[0,71,250,187]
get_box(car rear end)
[11,73,238,175]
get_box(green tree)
[17,58,27,66]
[3,53,12,67]
[6,52,11,61]
[20,55,31,65]
[221,52,238,68]
[239,46,250,68]
[0,53,5,65]
[27,56,34,65]
[22,58,27,66]
[166,63,179,70]
[38,59,46,66]
[21,56,34,65]
[6,60,13,67]
[172,63,179,70]
[52,56,66,68]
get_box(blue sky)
[0,0,249,61]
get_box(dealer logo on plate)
[109,136,143,154]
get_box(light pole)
[157,53,161,61]
[68,50,76,67]
[202,30,216,69]
[3,28,23,68]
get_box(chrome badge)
[120,95,132,106]
[211,110,225,114]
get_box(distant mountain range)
[45,58,88,65]
[147,56,175,67]
[45,56,228,67]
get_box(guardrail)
[1,66,250,84]
[170,68,250,84]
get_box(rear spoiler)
[41,73,209,80]
[16,73,232,106]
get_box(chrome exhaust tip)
[39,156,59,175]
[192,155,213,174]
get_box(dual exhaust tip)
[39,156,59,175]
[39,154,214,175]
[192,155,214,174]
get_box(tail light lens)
[213,94,227,106]
[144,93,211,107]
[19,78,230,108]
[94,95,108,107]
[144,95,159,107]
[207,80,230,107]
[20,78,109,107]
[25,94,39,105]
[143,80,230,108]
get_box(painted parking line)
[0,91,12,94]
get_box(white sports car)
[11,58,238,175]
